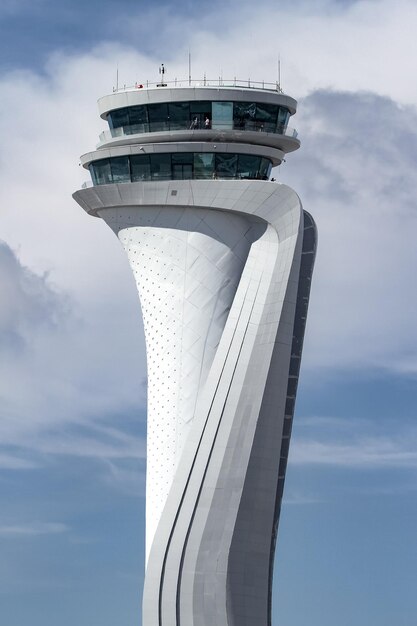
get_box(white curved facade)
[73,84,317,626]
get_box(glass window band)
[107,100,291,136]
[89,153,273,185]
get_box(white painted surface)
[99,205,265,557]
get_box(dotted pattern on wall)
[101,205,265,555]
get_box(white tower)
[73,77,317,626]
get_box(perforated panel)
[100,206,265,555]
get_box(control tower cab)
[79,81,300,186]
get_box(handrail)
[112,78,284,94]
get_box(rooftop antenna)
[116,63,119,91]
[278,55,282,92]
[158,63,167,87]
[188,50,191,86]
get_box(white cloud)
[116,0,417,106]
[0,239,146,475]
[287,90,417,373]
[0,3,415,469]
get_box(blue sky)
[0,1,416,625]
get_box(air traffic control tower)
[73,74,317,626]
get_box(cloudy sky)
[0,0,416,625]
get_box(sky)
[0,0,416,625]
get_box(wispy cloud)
[291,428,417,469]
[24,429,145,460]
[0,453,39,470]
[282,493,323,505]
[102,458,145,496]
[0,522,68,537]
[0,423,145,486]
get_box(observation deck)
[81,79,300,187]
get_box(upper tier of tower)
[80,82,300,186]
[97,84,299,151]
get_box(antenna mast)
[278,55,282,92]
[158,63,167,87]
[188,51,191,86]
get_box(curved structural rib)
[73,180,317,626]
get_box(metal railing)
[98,121,298,145]
[112,78,284,94]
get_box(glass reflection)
[194,153,214,179]
[107,101,291,136]
[130,154,151,181]
[89,152,273,185]
[215,153,237,178]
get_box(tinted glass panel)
[107,101,292,135]
[90,153,272,185]
[172,163,193,179]
[234,101,256,121]
[148,103,169,132]
[168,102,190,130]
[238,155,261,179]
[182,164,193,178]
[282,417,292,438]
[302,228,316,254]
[287,377,298,397]
[255,103,277,122]
[212,101,233,130]
[128,105,148,125]
[171,153,193,165]
[233,102,256,130]
[172,164,182,180]
[215,153,237,178]
[92,159,112,184]
[277,107,290,130]
[194,153,214,179]
[190,101,211,113]
[280,437,290,458]
[109,108,129,129]
[150,154,171,180]
[89,163,98,185]
[172,154,193,179]
[110,156,130,183]
[289,356,301,377]
[124,125,139,136]
[190,101,211,128]
[285,397,295,415]
[255,103,278,132]
[260,157,272,179]
[130,154,151,181]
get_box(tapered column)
[74,180,317,626]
